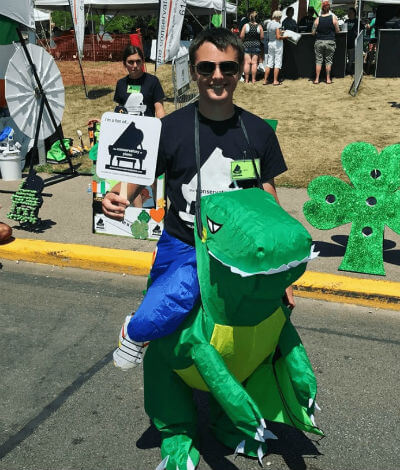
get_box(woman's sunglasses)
[193,61,240,76]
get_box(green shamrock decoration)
[137,210,151,223]
[131,220,149,240]
[8,187,43,226]
[304,142,400,276]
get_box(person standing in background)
[114,45,165,118]
[263,11,285,86]
[240,10,264,83]
[282,7,298,32]
[299,6,317,32]
[312,1,340,84]
[345,7,363,74]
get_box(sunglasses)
[193,61,240,76]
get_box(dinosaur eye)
[207,217,223,234]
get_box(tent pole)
[357,0,362,34]
[67,0,88,98]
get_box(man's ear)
[190,64,197,81]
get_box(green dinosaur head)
[195,189,316,324]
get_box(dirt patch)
[57,60,400,188]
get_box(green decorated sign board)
[303,142,400,276]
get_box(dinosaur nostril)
[256,247,265,259]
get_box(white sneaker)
[113,314,146,370]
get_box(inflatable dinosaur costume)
[142,188,322,470]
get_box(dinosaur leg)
[144,344,200,470]
[244,321,323,436]
[192,344,276,464]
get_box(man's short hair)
[189,27,244,67]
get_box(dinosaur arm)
[191,343,273,442]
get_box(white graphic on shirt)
[179,147,239,226]
[125,92,147,115]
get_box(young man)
[103,28,294,366]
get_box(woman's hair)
[122,45,144,64]
[249,11,258,22]
[272,10,283,20]
[189,27,244,68]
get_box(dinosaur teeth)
[208,245,319,278]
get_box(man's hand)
[283,285,295,310]
[102,192,130,220]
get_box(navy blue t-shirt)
[114,73,164,117]
[156,102,287,246]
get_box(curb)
[0,238,153,276]
[1,238,400,311]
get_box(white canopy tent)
[34,0,236,16]
[0,0,35,29]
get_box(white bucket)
[0,151,22,181]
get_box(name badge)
[127,84,141,94]
[231,159,260,180]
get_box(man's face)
[191,42,241,108]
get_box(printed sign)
[175,54,190,94]
[93,176,166,241]
[96,112,161,186]
[157,0,187,65]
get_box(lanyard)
[194,104,262,238]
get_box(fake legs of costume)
[143,344,200,470]
[144,339,278,470]
[128,230,200,342]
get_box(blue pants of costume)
[127,230,200,341]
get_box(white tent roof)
[0,0,35,29]
[34,1,236,15]
[34,8,51,22]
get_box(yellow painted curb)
[0,238,153,276]
[294,271,400,311]
[1,238,400,311]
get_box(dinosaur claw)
[234,439,246,458]
[186,455,195,470]
[257,444,265,466]
[155,455,169,470]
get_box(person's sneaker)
[113,314,147,370]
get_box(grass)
[41,60,400,187]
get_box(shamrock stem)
[339,221,385,275]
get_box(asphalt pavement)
[1,172,400,309]
[1,261,399,470]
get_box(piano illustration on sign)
[105,121,147,175]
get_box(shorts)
[266,41,283,69]
[244,46,261,55]
[314,39,336,66]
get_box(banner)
[69,0,85,58]
[308,0,321,16]
[157,0,187,66]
